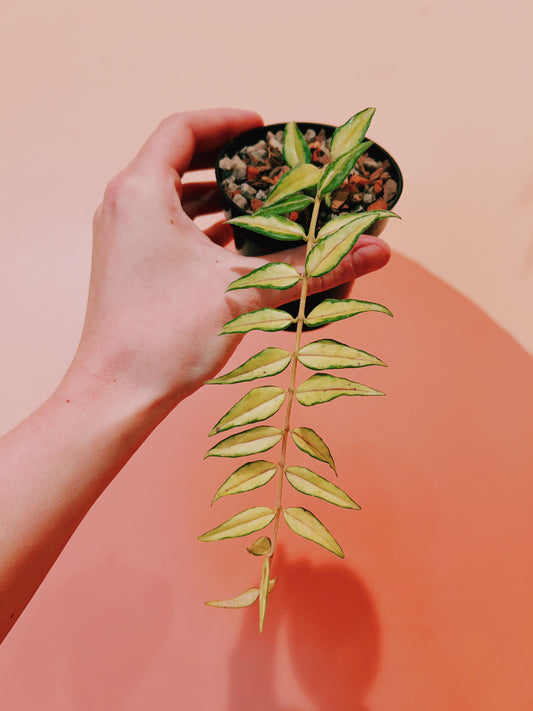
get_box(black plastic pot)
[215,122,403,325]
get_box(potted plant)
[201,109,402,631]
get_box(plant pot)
[215,122,403,326]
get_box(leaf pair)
[200,503,344,562]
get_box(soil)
[218,127,398,232]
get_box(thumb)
[229,234,391,313]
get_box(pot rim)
[215,121,403,218]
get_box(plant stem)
[269,196,322,564]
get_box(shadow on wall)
[227,548,380,711]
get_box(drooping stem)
[269,196,322,563]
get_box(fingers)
[134,108,263,176]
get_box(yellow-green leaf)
[259,557,270,632]
[305,212,379,278]
[305,298,393,328]
[212,461,277,503]
[226,263,302,292]
[226,214,306,241]
[209,386,286,435]
[198,506,275,542]
[255,194,314,217]
[316,210,399,241]
[220,308,294,334]
[283,121,311,168]
[317,141,373,196]
[286,466,360,509]
[290,427,336,472]
[297,339,386,370]
[205,578,276,608]
[205,426,282,458]
[295,373,384,406]
[206,347,292,385]
[263,164,322,208]
[247,535,272,556]
[330,107,376,160]
[283,507,344,558]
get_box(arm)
[0,109,390,642]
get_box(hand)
[0,108,390,642]
[70,109,391,416]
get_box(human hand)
[69,109,391,418]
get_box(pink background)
[1,1,532,708]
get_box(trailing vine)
[200,109,399,631]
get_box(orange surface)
[1,252,531,710]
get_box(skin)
[0,109,390,643]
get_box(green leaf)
[247,536,272,556]
[206,348,292,385]
[209,386,286,435]
[283,507,344,558]
[297,339,386,370]
[259,557,270,632]
[263,164,322,208]
[205,426,282,458]
[295,373,384,406]
[290,427,336,472]
[305,299,393,328]
[317,141,373,196]
[330,107,376,160]
[205,579,276,608]
[286,466,360,509]
[226,213,306,242]
[212,461,277,503]
[283,121,311,168]
[305,212,379,278]
[198,506,275,542]
[316,210,399,241]
[226,263,302,292]
[220,308,294,334]
[254,194,314,217]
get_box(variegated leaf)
[286,466,360,509]
[263,164,322,208]
[247,536,272,556]
[317,141,373,197]
[205,579,276,608]
[316,209,399,241]
[205,426,282,459]
[226,263,302,292]
[297,339,386,370]
[220,308,294,334]
[290,426,336,472]
[283,121,311,168]
[283,507,344,558]
[330,107,376,160]
[296,373,384,406]
[226,214,306,241]
[305,298,393,328]
[259,557,270,632]
[209,386,286,435]
[206,348,292,385]
[305,212,380,278]
[212,461,277,503]
[198,506,275,542]
[255,194,314,217]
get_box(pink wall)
[1,0,532,708]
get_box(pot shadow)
[226,548,380,711]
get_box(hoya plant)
[200,108,399,631]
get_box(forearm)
[0,366,172,642]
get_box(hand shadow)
[226,547,380,711]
